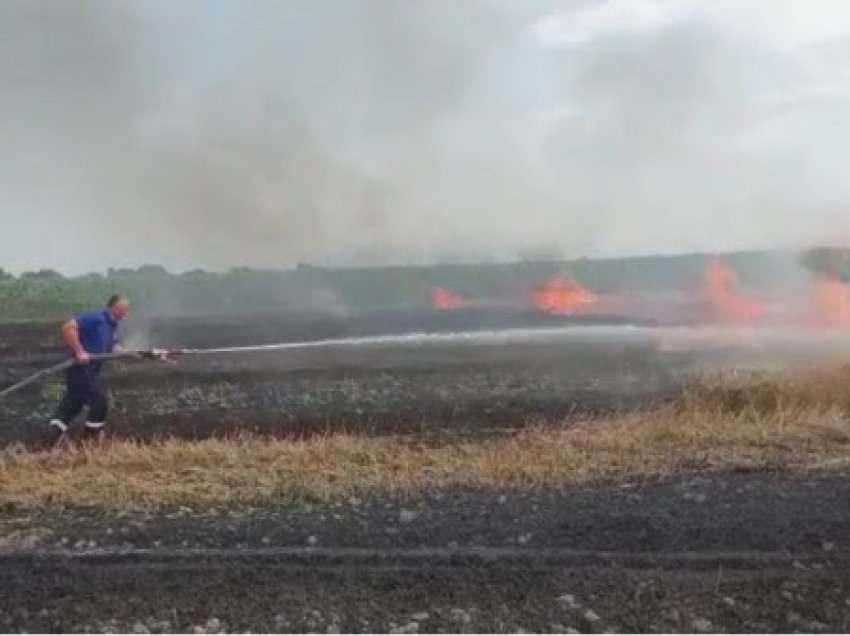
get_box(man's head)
[106,294,130,321]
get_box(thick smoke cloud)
[1,0,849,274]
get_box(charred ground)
[2,313,850,633]
[0,309,676,447]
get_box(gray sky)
[1,0,849,274]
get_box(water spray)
[8,322,847,401]
[0,325,657,399]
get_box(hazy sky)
[2,0,849,274]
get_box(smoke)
[1,0,850,274]
[534,1,850,259]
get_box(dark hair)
[107,293,125,308]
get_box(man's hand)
[75,350,91,365]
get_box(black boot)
[44,420,70,451]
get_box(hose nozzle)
[138,348,183,362]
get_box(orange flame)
[703,258,765,323]
[532,278,598,314]
[431,286,465,310]
[810,275,850,327]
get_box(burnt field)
[1,307,845,447]
[4,473,850,634]
[3,311,850,632]
[0,308,678,447]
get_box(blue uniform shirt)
[74,309,119,371]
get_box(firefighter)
[44,294,133,449]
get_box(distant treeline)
[0,248,846,321]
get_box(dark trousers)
[51,365,109,426]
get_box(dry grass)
[4,364,850,511]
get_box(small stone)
[411,612,429,622]
[793,560,806,570]
[723,596,736,608]
[326,623,341,634]
[390,621,419,634]
[786,611,802,624]
[307,535,318,546]
[692,618,713,632]
[132,621,150,634]
[261,536,271,545]
[399,509,418,524]
[60,537,69,545]
[106,528,113,536]
[498,495,508,505]
[557,594,580,609]
[450,609,472,625]
[73,539,86,550]
[565,628,579,634]
[693,493,707,504]
[822,541,836,552]
[583,609,601,623]
[806,620,828,632]
[518,533,533,545]
[205,618,222,633]
[88,540,97,548]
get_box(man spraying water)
[45,293,134,449]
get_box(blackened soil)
[2,473,850,632]
[5,556,850,633]
[4,473,848,554]
[3,317,849,633]
[0,309,651,359]
[0,317,684,448]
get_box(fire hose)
[1,328,572,400]
[0,334,427,399]
[0,349,182,399]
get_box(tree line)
[0,248,842,321]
